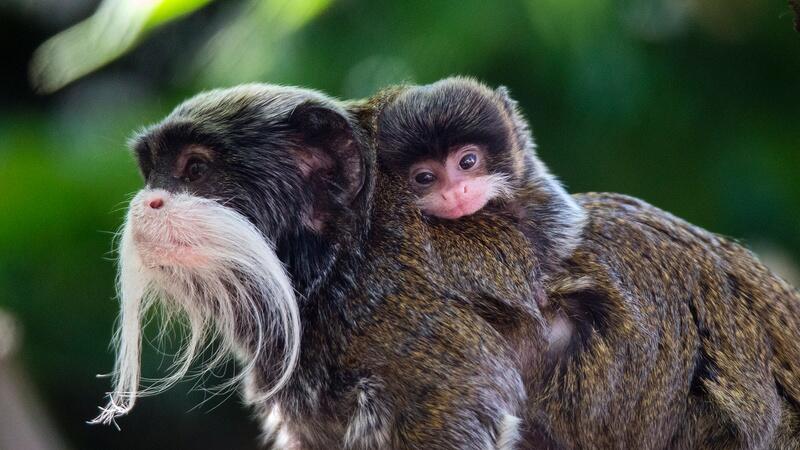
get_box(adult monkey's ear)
[288,102,365,227]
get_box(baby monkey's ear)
[493,85,535,156]
[493,86,518,118]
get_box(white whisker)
[91,190,301,425]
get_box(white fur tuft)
[342,379,391,449]
[415,172,515,215]
[91,189,300,426]
[495,413,522,450]
[484,172,515,202]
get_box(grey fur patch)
[495,413,522,450]
[343,378,392,450]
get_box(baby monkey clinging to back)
[378,77,586,274]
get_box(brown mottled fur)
[529,192,800,448]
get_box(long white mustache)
[92,190,300,425]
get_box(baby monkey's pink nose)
[441,183,469,201]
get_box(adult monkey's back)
[542,193,800,448]
[364,82,800,449]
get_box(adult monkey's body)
[93,82,800,449]
[539,193,800,449]
[364,84,800,448]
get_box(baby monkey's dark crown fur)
[378,78,519,178]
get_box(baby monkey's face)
[409,144,506,220]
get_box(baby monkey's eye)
[414,171,437,186]
[459,153,478,170]
[185,158,209,182]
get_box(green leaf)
[145,0,215,30]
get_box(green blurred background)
[0,0,798,448]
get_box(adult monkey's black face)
[93,84,368,425]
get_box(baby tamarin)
[378,79,522,220]
[377,77,585,277]
[376,78,583,356]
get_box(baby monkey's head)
[377,77,531,219]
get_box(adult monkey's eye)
[185,158,209,182]
[459,153,477,170]
[414,171,437,185]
